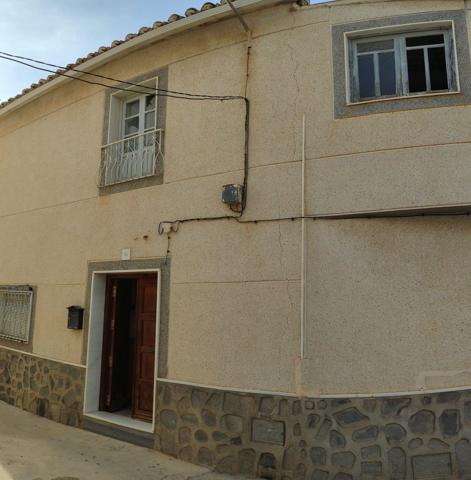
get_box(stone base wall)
[155,381,471,479]
[1,353,471,480]
[0,349,85,427]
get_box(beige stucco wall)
[1,0,471,395]
[302,217,471,395]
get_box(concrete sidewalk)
[0,402,240,480]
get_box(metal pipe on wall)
[300,114,306,360]
[225,0,252,33]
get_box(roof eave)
[0,0,289,119]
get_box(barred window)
[0,287,34,343]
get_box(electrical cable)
[158,209,471,233]
[0,54,240,101]
[0,50,242,101]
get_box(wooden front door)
[100,273,157,422]
[100,277,135,413]
[132,276,157,421]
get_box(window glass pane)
[358,54,376,99]
[428,46,449,90]
[406,34,444,47]
[407,49,427,92]
[124,116,139,136]
[357,39,394,54]
[145,95,156,111]
[378,51,396,96]
[125,100,139,118]
[145,111,155,130]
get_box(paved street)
[0,402,239,480]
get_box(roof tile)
[0,0,310,111]
[168,14,184,22]
[201,2,218,10]
[185,8,200,16]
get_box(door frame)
[83,268,161,434]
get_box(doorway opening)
[99,273,157,423]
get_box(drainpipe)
[226,0,252,210]
[225,0,252,33]
[295,114,307,398]
[300,114,306,360]
[225,0,252,98]
[228,0,307,371]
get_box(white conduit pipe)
[300,114,306,359]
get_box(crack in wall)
[275,198,296,336]
[286,29,302,166]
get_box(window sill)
[347,89,461,107]
[0,337,32,353]
[98,173,163,196]
[99,172,157,189]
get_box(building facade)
[2,0,471,477]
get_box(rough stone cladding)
[0,349,85,427]
[156,381,471,479]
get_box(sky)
[0,0,324,102]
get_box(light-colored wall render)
[1,0,471,395]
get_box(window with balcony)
[349,28,458,103]
[100,76,164,187]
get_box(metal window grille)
[0,287,33,343]
[99,129,164,187]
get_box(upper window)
[349,28,458,103]
[100,77,163,187]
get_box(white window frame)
[107,77,159,145]
[122,94,157,140]
[345,21,459,104]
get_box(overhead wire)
[157,209,471,234]
[0,50,243,100]
[0,53,243,101]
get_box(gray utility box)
[222,184,244,207]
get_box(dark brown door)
[100,277,137,412]
[132,276,157,421]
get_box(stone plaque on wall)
[252,418,285,445]
[412,453,452,480]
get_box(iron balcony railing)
[99,129,164,187]
[0,288,33,343]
